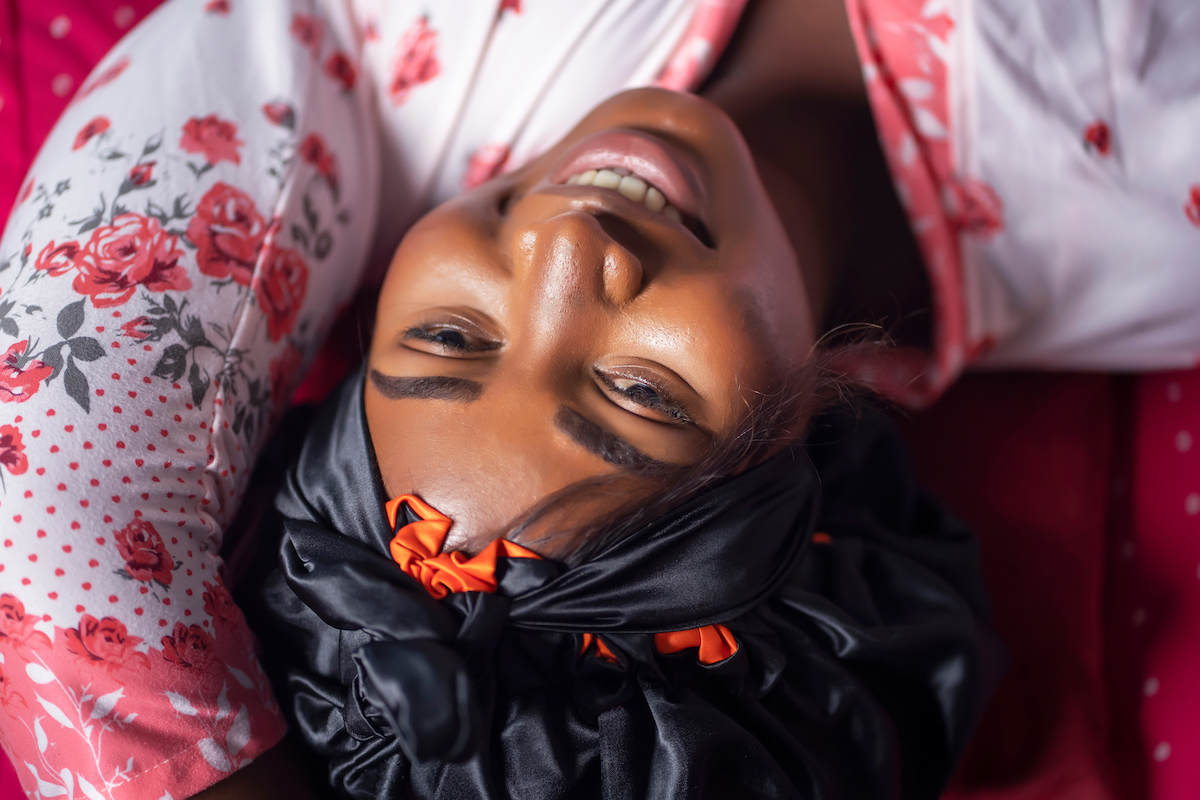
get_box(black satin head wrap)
[259,370,1004,799]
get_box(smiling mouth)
[558,164,714,248]
[564,167,685,222]
[551,128,715,248]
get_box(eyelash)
[404,324,692,425]
[403,325,500,354]
[595,370,692,425]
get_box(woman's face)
[366,88,816,554]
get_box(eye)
[595,369,693,425]
[419,329,468,349]
[403,323,500,356]
[611,377,662,406]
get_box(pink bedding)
[0,3,163,214]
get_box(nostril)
[498,188,518,216]
[602,248,644,305]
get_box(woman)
[246,86,998,799]
[0,0,933,790]
[361,87,819,547]
[8,0,1189,794]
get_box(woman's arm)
[190,744,315,800]
[0,2,377,798]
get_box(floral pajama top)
[0,0,742,797]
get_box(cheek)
[364,390,599,554]
[710,155,817,353]
[627,282,777,388]
[374,208,508,338]
[367,401,505,551]
[735,251,815,362]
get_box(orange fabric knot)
[385,494,543,599]
[579,633,621,665]
[386,496,737,668]
[653,624,739,665]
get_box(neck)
[701,0,932,349]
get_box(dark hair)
[509,347,868,565]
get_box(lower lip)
[551,129,704,218]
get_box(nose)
[513,211,644,308]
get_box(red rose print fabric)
[64,612,153,670]
[0,0,809,797]
[1084,121,1112,157]
[298,132,339,195]
[0,340,53,403]
[290,13,324,58]
[388,17,440,106]
[1,587,279,799]
[72,116,112,151]
[843,0,1200,405]
[353,0,751,269]
[114,518,176,586]
[128,161,156,187]
[70,213,191,307]
[0,424,29,475]
[180,113,245,167]
[324,51,357,91]
[0,1,380,797]
[188,182,268,286]
[1185,186,1200,229]
[261,100,296,130]
[254,238,310,342]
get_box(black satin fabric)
[258,370,1004,799]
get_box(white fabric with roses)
[0,1,376,797]
[0,0,740,797]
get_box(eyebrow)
[369,370,483,403]
[369,370,667,471]
[554,407,668,471]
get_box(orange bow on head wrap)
[385,494,543,598]
[385,494,738,665]
[653,625,738,664]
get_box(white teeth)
[617,175,648,203]
[563,168,684,222]
[591,169,622,189]
[644,186,666,212]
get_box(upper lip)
[549,128,706,222]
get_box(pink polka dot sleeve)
[0,1,380,797]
